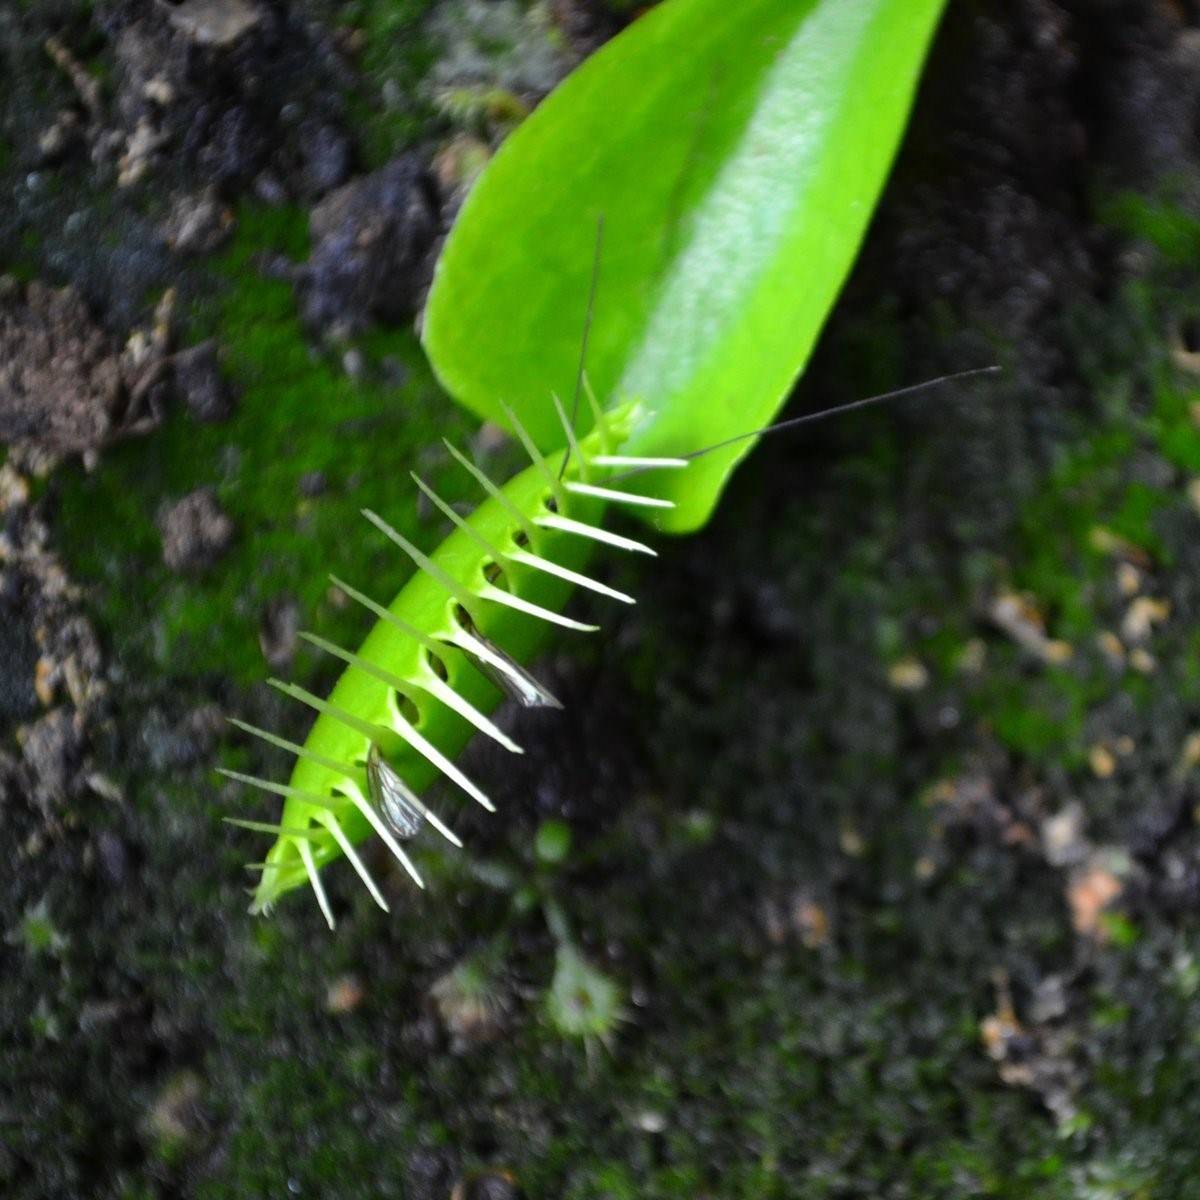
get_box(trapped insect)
[367,742,432,841]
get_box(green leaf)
[424,0,946,531]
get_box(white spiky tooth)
[551,392,587,479]
[442,439,539,543]
[564,480,675,509]
[341,783,432,881]
[223,816,323,839]
[296,838,336,929]
[329,575,442,655]
[535,513,657,555]
[508,549,635,604]
[413,471,623,620]
[315,811,389,912]
[273,679,495,815]
[301,629,519,754]
[419,670,524,754]
[590,455,689,469]
[298,627,414,697]
[396,797,462,849]
[385,696,497,813]
[411,472,501,560]
[270,679,390,744]
[582,374,610,448]
[478,582,599,632]
[362,508,479,613]
[228,717,351,778]
[501,402,566,507]
[217,767,347,813]
[349,770,463,849]
[449,627,563,710]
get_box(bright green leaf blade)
[423,0,946,531]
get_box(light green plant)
[224,0,947,925]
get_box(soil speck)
[172,339,236,424]
[158,487,234,573]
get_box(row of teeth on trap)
[222,401,689,927]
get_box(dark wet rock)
[738,577,801,645]
[295,155,440,340]
[297,118,354,197]
[1080,11,1200,189]
[1128,781,1191,859]
[77,995,141,1034]
[0,570,39,724]
[158,487,234,574]
[140,711,189,772]
[193,103,273,192]
[407,1146,455,1197]
[258,593,300,669]
[95,831,130,886]
[1029,974,1070,1024]
[20,707,85,808]
[185,703,225,756]
[172,340,236,423]
[251,170,289,207]
[547,0,626,58]
[0,750,22,809]
[296,470,327,497]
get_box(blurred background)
[5,1,1200,1196]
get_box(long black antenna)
[682,365,1002,462]
[559,214,605,481]
[602,365,1001,484]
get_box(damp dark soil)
[6,1,1200,1197]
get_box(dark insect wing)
[367,744,425,840]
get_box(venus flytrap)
[226,406,660,920]
[222,0,951,924]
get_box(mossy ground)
[7,2,1200,1198]
[54,200,485,684]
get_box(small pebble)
[259,594,300,669]
[325,975,364,1014]
[888,656,929,691]
[173,341,236,423]
[1129,647,1158,674]
[1089,743,1116,779]
[297,470,327,497]
[1121,596,1169,644]
[1067,863,1122,937]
